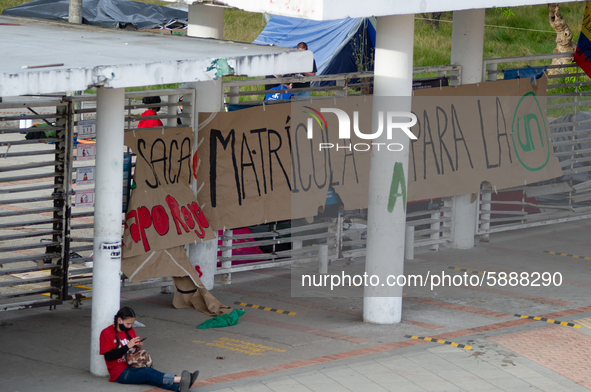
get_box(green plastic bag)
[197,309,245,329]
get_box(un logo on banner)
[511,92,551,172]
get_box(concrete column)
[221,229,232,284]
[363,14,414,324]
[90,87,125,376]
[451,9,485,85]
[162,93,177,295]
[186,80,224,290]
[68,0,82,24]
[448,9,485,249]
[188,3,224,39]
[185,2,224,298]
[167,94,179,127]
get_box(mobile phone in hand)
[140,337,147,342]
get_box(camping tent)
[3,0,187,30]
[253,15,376,82]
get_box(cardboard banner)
[122,245,200,284]
[123,127,215,259]
[197,99,372,230]
[121,246,230,316]
[125,127,194,189]
[198,77,562,230]
[409,75,563,201]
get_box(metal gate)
[479,53,591,237]
[0,98,72,311]
[0,89,193,311]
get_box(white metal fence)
[223,65,461,108]
[478,52,591,238]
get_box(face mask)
[119,323,131,332]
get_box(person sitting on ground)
[138,96,164,128]
[99,307,199,392]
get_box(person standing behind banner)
[292,42,317,99]
[99,307,199,392]
[138,96,164,128]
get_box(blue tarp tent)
[253,15,376,82]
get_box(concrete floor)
[1,219,590,392]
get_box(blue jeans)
[296,91,311,99]
[117,367,179,391]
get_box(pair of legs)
[117,367,179,391]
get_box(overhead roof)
[0,15,313,97]
[176,0,582,21]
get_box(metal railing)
[222,65,461,108]
[479,52,591,237]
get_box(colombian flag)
[575,1,591,77]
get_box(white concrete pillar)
[186,80,224,290]
[405,225,415,260]
[448,9,485,249]
[68,0,82,24]
[221,229,232,284]
[451,9,485,85]
[186,0,225,273]
[188,3,224,39]
[90,87,125,376]
[318,244,329,274]
[363,14,415,324]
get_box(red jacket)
[99,325,137,382]
[138,109,163,128]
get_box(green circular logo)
[511,92,550,172]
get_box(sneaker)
[179,370,190,392]
[189,370,199,388]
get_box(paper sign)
[78,120,96,138]
[76,143,95,161]
[75,189,94,207]
[101,243,121,259]
[76,166,95,185]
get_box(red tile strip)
[406,297,510,318]
[403,320,445,330]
